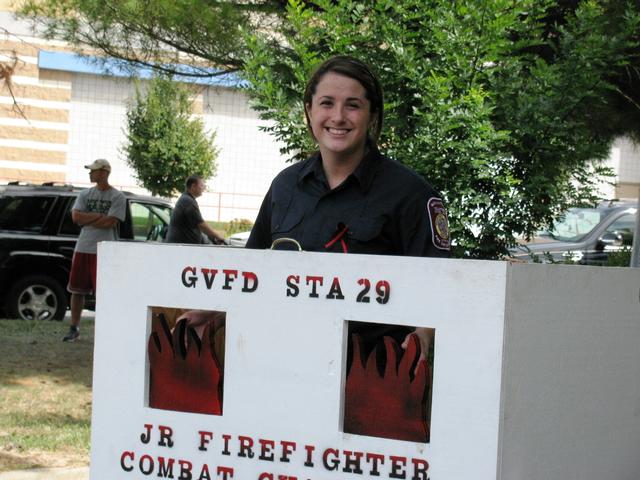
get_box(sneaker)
[63,327,79,342]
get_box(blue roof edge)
[38,50,248,88]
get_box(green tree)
[18,0,288,78]
[18,0,639,141]
[241,0,640,258]
[17,0,640,257]
[123,76,217,197]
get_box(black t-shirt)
[166,192,205,244]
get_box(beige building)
[608,137,640,199]
[0,8,288,222]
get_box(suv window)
[0,195,56,232]
[604,213,636,247]
[130,201,172,241]
[545,208,604,242]
[59,198,81,236]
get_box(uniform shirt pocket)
[271,202,306,237]
[344,216,391,254]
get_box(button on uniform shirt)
[246,147,451,257]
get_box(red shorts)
[67,252,97,295]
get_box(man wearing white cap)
[63,158,126,342]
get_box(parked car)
[226,230,251,247]
[0,182,172,321]
[511,200,637,265]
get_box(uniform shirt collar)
[298,145,382,193]
[353,146,382,193]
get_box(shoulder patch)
[427,197,451,250]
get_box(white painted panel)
[91,244,507,479]
[500,263,640,480]
[91,246,640,479]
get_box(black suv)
[0,182,172,320]
[511,200,637,265]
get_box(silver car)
[511,200,637,265]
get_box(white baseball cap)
[84,158,111,172]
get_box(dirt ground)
[0,314,94,473]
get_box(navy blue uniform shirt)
[246,147,451,256]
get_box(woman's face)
[306,72,372,162]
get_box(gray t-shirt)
[73,186,127,254]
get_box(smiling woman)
[245,56,452,404]
[304,72,376,188]
[246,55,450,258]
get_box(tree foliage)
[241,0,640,258]
[19,0,288,77]
[123,76,217,197]
[18,0,640,257]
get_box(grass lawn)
[0,318,94,472]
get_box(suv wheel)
[7,275,68,321]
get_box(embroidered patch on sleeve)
[427,197,451,250]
